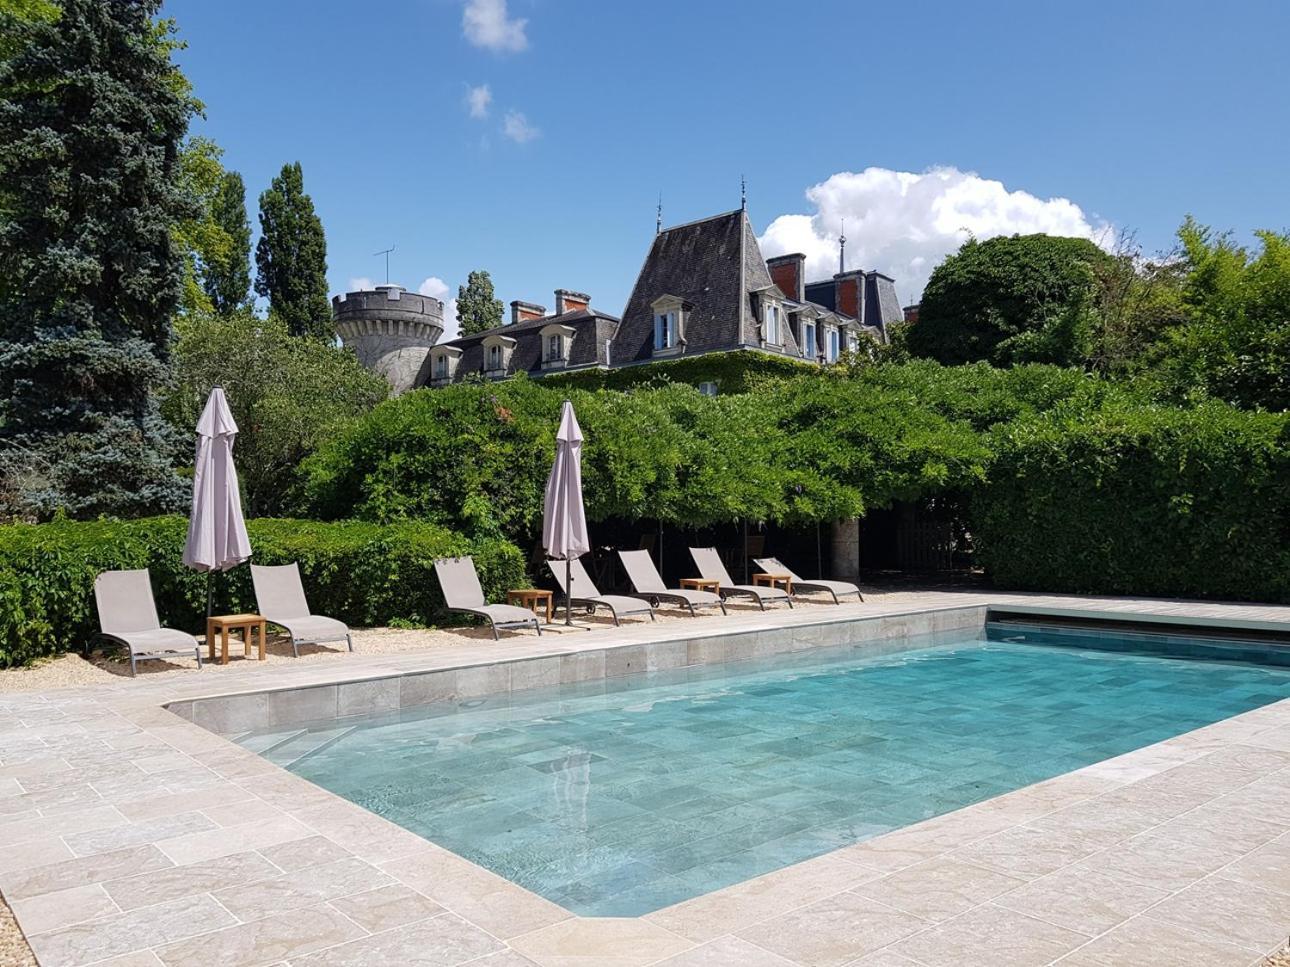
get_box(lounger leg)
[786,597,794,609]
[491,620,500,641]
[195,647,203,670]
[758,597,766,611]
[612,612,620,627]
[719,600,727,615]
[346,634,353,652]
[649,609,656,622]
[533,619,542,636]
[130,653,137,677]
[291,638,300,658]
[686,602,695,617]
[830,590,839,604]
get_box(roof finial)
[656,192,662,235]
[740,174,747,212]
[839,219,846,275]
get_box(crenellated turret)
[332,284,444,394]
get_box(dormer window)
[650,295,687,356]
[846,331,860,355]
[429,345,462,386]
[801,320,817,359]
[825,327,840,363]
[481,334,517,376]
[540,322,577,369]
[764,302,782,346]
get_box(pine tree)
[254,162,332,339]
[204,171,252,314]
[457,270,504,335]
[0,0,194,519]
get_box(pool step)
[262,725,359,769]
[236,729,306,755]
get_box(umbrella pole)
[205,572,213,619]
[817,521,823,577]
[565,557,572,626]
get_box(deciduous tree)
[254,162,331,339]
[456,269,504,335]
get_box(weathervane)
[839,219,847,275]
[656,193,662,235]
[740,174,747,211]
[373,245,396,285]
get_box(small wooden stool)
[753,572,794,594]
[680,577,721,594]
[206,613,267,665]
[506,589,553,622]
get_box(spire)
[740,174,747,212]
[656,193,662,235]
[839,219,847,275]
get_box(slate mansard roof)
[429,307,620,383]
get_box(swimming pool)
[234,627,1290,916]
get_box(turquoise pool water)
[235,628,1290,916]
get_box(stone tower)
[332,284,444,395]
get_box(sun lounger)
[548,556,655,626]
[618,549,726,616]
[94,569,202,676]
[434,556,543,639]
[251,563,353,657]
[689,547,792,611]
[754,556,864,604]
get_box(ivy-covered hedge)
[544,349,813,394]
[0,516,525,667]
[974,402,1290,603]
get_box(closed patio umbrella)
[182,387,252,614]
[543,400,591,626]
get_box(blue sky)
[169,0,1289,330]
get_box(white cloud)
[348,277,375,292]
[462,0,528,53]
[465,83,492,119]
[418,276,460,338]
[501,110,539,143]
[758,166,1112,303]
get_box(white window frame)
[801,320,816,359]
[539,322,577,369]
[481,334,517,375]
[650,295,686,356]
[697,381,718,397]
[429,346,462,385]
[826,327,840,363]
[763,301,782,346]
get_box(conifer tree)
[254,162,332,339]
[0,0,193,518]
[457,270,504,335]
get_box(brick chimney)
[833,270,864,319]
[766,254,805,302]
[554,289,590,314]
[510,300,546,325]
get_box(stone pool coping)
[0,589,1288,966]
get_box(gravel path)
[0,892,37,967]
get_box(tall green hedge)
[973,402,1290,603]
[0,516,525,667]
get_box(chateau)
[333,208,903,395]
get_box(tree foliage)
[0,0,195,520]
[163,311,388,515]
[254,161,331,339]
[908,234,1115,366]
[456,269,504,336]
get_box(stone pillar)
[831,518,861,580]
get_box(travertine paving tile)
[0,803,124,847]
[28,893,234,967]
[508,916,693,967]
[991,865,1170,937]
[945,824,1101,880]
[1145,875,1290,952]
[650,935,799,966]
[292,912,503,966]
[382,847,571,940]
[647,854,876,943]
[114,783,255,821]
[153,902,366,967]
[1219,834,1290,895]
[258,833,352,872]
[1054,915,1258,967]
[10,883,119,935]
[461,953,542,966]
[103,849,280,910]
[212,855,392,921]
[852,858,1024,923]
[64,811,214,857]
[889,903,1086,967]
[0,843,174,901]
[0,835,74,874]
[154,812,313,864]
[737,892,928,966]
[327,883,445,932]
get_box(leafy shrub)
[974,402,1290,602]
[0,516,525,667]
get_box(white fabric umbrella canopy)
[182,387,252,575]
[542,400,590,625]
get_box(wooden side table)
[753,572,794,594]
[206,613,267,665]
[680,577,721,594]
[506,589,553,622]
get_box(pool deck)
[1,588,1289,967]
